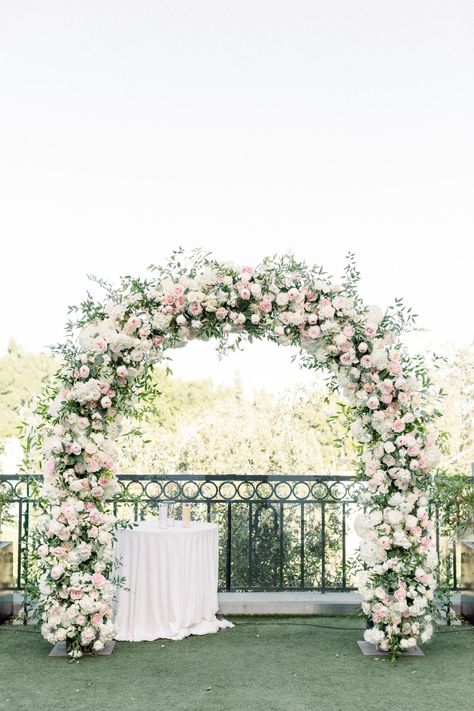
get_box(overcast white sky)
[0,1,473,394]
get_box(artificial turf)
[0,616,472,711]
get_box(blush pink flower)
[188,302,202,316]
[392,421,405,433]
[51,565,64,580]
[91,572,106,589]
[91,613,103,626]
[366,396,379,409]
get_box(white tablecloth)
[114,520,233,641]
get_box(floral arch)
[32,251,440,658]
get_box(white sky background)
[0,1,473,396]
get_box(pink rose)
[87,458,101,473]
[360,355,372,368]
[307,325,321,339]
[366,396,379,409]
[91,613,103,626]
[100,396,112,409]
[89,510,103,525]
[421,536,432,549]
[240,288,251,300]
[188,302,202,316]
[91,572,106,589]
[79,365,90,379]
[51,565,64,580]
[215,307,227,321]
[116,365,127,378]
[81,627,96,645]
[70,588,84,600]
[394,587,406,601]
[392,421,405,433]
[258,300,272,314]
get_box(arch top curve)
[31,250,441,657]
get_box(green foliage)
[0,340,58,446]
[430,470,474,536]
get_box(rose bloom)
[100,395,112,409]
[240,288,251,300]
[394,587,407,601]
[89,510,103,525]
[215,307,227,321]
[251,314,260,325]
[358,342,368,353]
[258,300,272,313]
[81,627,96,645]
[366,396,379,409]
[360,355,372,368]
[175,314,187,326]
[116,365,127,378]
[307,325,321,339]
[392,421,405,433]
[91,572,107,589]
[51,565,64,580]
[79,365,90,379]
[70,588,84,600]
[188,302,202,316]
[91,612,103,626]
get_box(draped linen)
[114,520,233,641]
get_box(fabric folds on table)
[114,520,233,642]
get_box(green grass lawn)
[0,617,473,711]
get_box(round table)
[114,520,233,641]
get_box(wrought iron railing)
[0,474,460,592]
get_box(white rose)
[365,305,384,324]
[364,628,384,645]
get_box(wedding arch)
[31,251,440,658]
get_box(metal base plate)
[49,640,116,657]
[358,641,424,656]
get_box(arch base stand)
[357,641,424,656]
